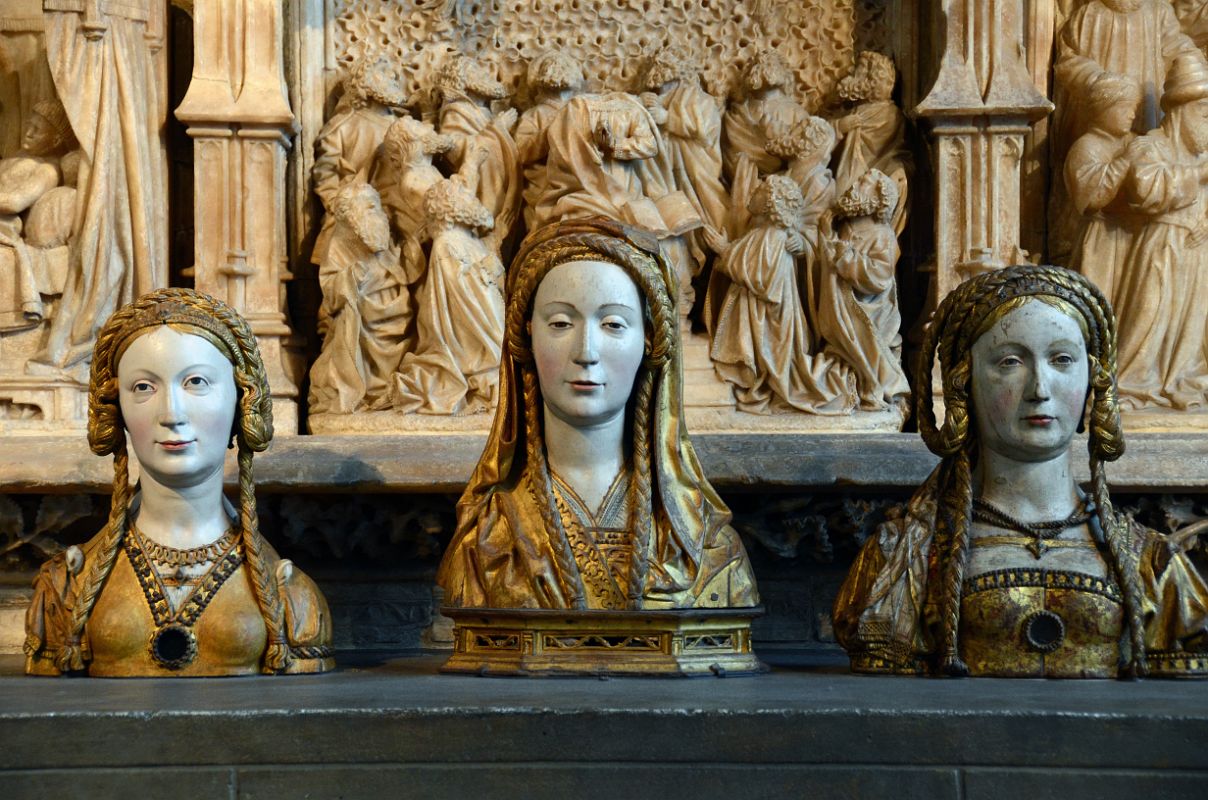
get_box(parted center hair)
[915,264,1146,677]
[57,288,291,674]
[504,223,676,607]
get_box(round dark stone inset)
[1024,610,1065,653]
[150,625,197,670]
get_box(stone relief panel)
[0,1,168,434]
[306,1,915,433]
[1052,1,1208,419]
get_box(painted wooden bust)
[439,218,759,612]
[25,289,333,677]
[833,265,1208,678]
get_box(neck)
[543,404,626,511]
[133,465,232,548]
[974,446,1083,521]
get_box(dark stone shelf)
[2,652,1207,799]
[3,431,1208,494]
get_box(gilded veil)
[437,218,759,611]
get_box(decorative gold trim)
[961,567,1122,603]
[441,607,765,676]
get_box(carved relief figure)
[434,53,520,252]
[515,51,584,231]
[722,48,810,237]
[1115,53,1208,410]
[816,169,909,410]
[833,266,1208,678]
[438,219,758,611]
[377,115,456,291]
[1051,1,1203,259]
[0,97,78,331]
[1064,72,1143,304]
[309,183,411,415]
[765,114,837,266]
[534,92,702,318]
[392,178,505,415]
[709,175,856,415]
[640,45,730,254]
[25,290,333,677]
[311,57,405,270]
[33,0,168,375]
[832,51,910,235]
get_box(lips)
[1023,415,1054,425]
[157,439,196,451]
[569,380,603,390]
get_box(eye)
[1051,353,1076,367]
[996,355,1023,369]
[182,377,211,393]
[546,313,573,331]
[132,380,155,394]
[601,315,629,332]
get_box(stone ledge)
[2,431,1207,494]
[1,653,1206,800]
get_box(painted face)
[118,326,238,489]
[970,300,1090,463]
[531,260,646,429]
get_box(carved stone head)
[423,178,494,234]
[383,116,454,168]
[836,169,897,224]
[838,51,896,103]
[333,182,391,253]
[23,97,76,156]
[527,51,585,95]
[748,174,805,230]
[436,54,508,102]
[345,57,406,109]
[766,115,835,164]
[742,49,794,94]
[641,45,700,92]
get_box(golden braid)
[521,366,588,608]
[238,448,289,672]
[918,264,1144,676]
[624,367,657,606]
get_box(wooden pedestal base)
[441,607,766,677]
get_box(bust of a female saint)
[833,265,1208,678]
[437,219,759,673]
[25,289,333,677]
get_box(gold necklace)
[131,522,239,567]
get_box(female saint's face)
[970,300,1090,463]
[531,260,646,428]
[118,326,238,489]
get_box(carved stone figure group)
[1057,0,1208,411]
[309,47,913,420]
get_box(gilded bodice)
[959,567,1124,678]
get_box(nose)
[573,324,599,366]
[1027,363,1052,402]
[157,385,187,427]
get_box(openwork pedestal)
[441,607,766,677]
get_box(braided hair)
[916,265,1144,677]
[63,289,290,674]
[504,228,677,609]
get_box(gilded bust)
[833,265,1208,678]
[25,289,334,677]
[438,219,759,613]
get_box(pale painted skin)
[118,326,238,550]
[968,300,1104,575]
[530,259,646,513]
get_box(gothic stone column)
[916,0,1052,308]
[175,0,300,432]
